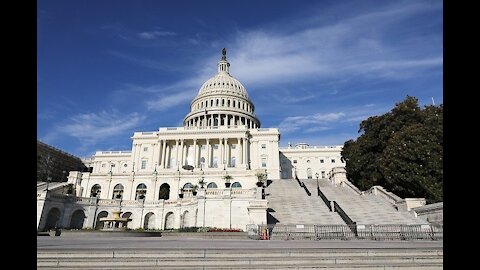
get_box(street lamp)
[315,172,319,195]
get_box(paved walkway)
[38,236,443,251]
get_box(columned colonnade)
[185,113,258,129]
[132,137,250,170]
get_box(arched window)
[231,182,242,188]
[112,184,124,199]
[222,99,225,106]
[210,99,213,107]
[183,183,193,190]
[227,100,230,107]
[207,182,218,189]
[90,184,101,198]
[136,183,147,200]
[69,210,85,229]
[216,99,219,106]
[159,183,170,200]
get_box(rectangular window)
[141,160,147,170]
[331,159,335,163]
[111,164,115,167]
[320,159,324,163]
[321,171,325,178]
[261,158,267,167]
[213,157,218,168]
[143,147,148,151]
[231,144,236,149]
[261,144,266,149]
[213,144,219,149]
[293,160,297,164]
[201,145,206,150]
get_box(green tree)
[341,96,443,203]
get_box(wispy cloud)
[138,30,177,39]
[42,110,145,146]
[278,112,346,133]
[107,50,175,71]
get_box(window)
[293,160,297,164]
[183,183,193,189]
[231,182,242,188]
[141,160,147,170]
[201,145,206,150]
[212,157,218,168]
[207,182,218,188]
[112,184,124,199]
[143,147,148,151]
[231,144,236,149]
[230,157,236,167]
[135,183,147,200]
[306,160,310,163]
[331,159,335,163]
[213,144,219,149]
[111,164,116,167]
[261,144,266,149]
[307,168,312,179]
[90,184,101,198]
[102,164,106,167]
[123,164,128,167]
[320,159,324,163]
[321,171,325,178]
[261,158,267,167]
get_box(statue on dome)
[222,48,226,56]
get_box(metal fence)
[246,224,443,241]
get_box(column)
[151,143,157,170]
[220,138,224,167]
[206,139,211,168]
[224,114,228,127]
[193,139,198,167]
[175,140,179,168]
[180,139,185,166]
[238,138,243,166]
[243,138,248,169]
[161,140,167,168]
[225,138,230,167]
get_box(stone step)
[37,249,443,269]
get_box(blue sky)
[37,0,443,158]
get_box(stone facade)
[37,49,343,232]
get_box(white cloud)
[278,112,346,133]
[138,30,177,39]
[43,110,145,146]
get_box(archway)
[95,211,109,230]
[135,183,147,200]
[122,212,133,229]
[112,184,124,199]
[182,210,191,228]
[90,184,101,197]
[45,208,61,230]
[164,212,175,229]
[69,209,85,229]
[144,212,155,230]
[159,183,170,200]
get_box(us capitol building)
[37,49,437,232]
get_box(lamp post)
[315,172,319,196]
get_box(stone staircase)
[37,247,443,269]
[314,179,427,225]
[265,179,344,225]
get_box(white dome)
[183,48,260,129]
[197,73,249,100]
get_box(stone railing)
[205,189,224,196]
[143,200,165,207]
[231,189,255,197]
[121,200,143,206]
[367,186,405,206]
[341,180,363,195]
[97,199,121,206]
[97,151,132,155]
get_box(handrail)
[333,201,356,226]
[317,187,332,211]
